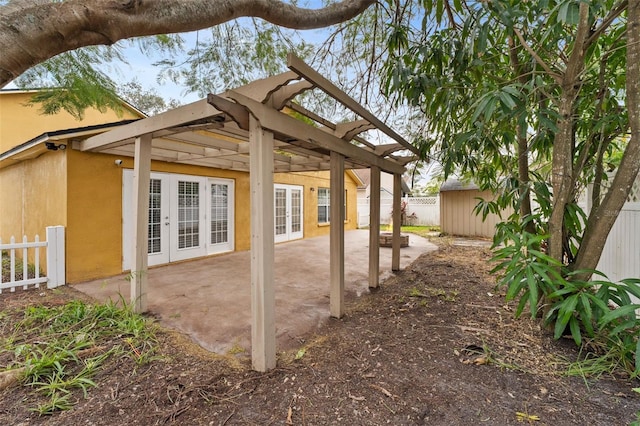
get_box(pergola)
[80,54,418,371]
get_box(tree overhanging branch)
[0,0,376,88]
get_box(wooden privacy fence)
[0,226,65,293]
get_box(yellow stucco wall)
[64,152,252,283]
[0,150,67,272]
[0,91,142,152]
[62,155,360,283]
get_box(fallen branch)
[369,384,394,398]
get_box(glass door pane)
[291,189,301,233]
[177,180,200,249]
[148,178,162,254]
[210,183,228,244]
[275,188,287,237]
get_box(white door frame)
[169,175,207,262]
[274,184,304,243]
[123,171,235,270]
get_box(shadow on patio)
[74,230,436,355]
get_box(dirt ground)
[1,242,639,425]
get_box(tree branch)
[512,27,562,84]
[585,0,628,50]
[0,0,375,87]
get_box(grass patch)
[1,299,159,414]
[559,338,639,383]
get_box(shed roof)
[440,178,480,192]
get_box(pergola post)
[368,166,381,288]
[392,173,402,271]
[249,116,276,372]
[330,151,345,318]
[131,133,152,313]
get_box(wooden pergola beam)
[209,93,406,175]
[330,151,345,318]
[374,143,404,157]
[392,173,402,271]
[368,166,381,288]
[81,99,222,151]
[249,116,276,372]
[271,81,315,110]
[287,53,419,156]
[229,71,301,102]
[130,133,152,313]
[334,120,376,140]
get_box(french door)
[122,171,234,270]
[274,184,303,243]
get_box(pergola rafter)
[79,55,414,372]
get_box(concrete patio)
[75,230,436,355]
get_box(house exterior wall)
[64,151,253,283]
[440,189,512,238]
[61,153,358,283]
[0,91,140,152]
[0,151,67,272]
[1,92,361,284]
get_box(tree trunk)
[517,121,536,235]
[0,0,374,88]
[548,94,576,263]
[508,36,535,235]
[548,2,590,265]
[572,0,640,278]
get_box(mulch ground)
[1,242,639,425]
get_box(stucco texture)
[0,151,66,272]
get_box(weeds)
[2,299,158,414]
[408,286,458,302]
[1,251,42,282]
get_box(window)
[317,187,347,223]
[318,187,330,223]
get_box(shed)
[439,178,512,238]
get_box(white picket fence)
[0,226,65,293]
[358,196,440,228]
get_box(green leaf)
[635,339,640,377]
[554,295,578,340]
[598,304,640,328]
[558,1,580,25]
[584,292,611,316]
[505,273,526,301]
[620,279,640,299]
[515,289,530,318]
[526,268,539,318]
[498,90,517,110]
[569,316,581,346]
[609,318,638,337]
